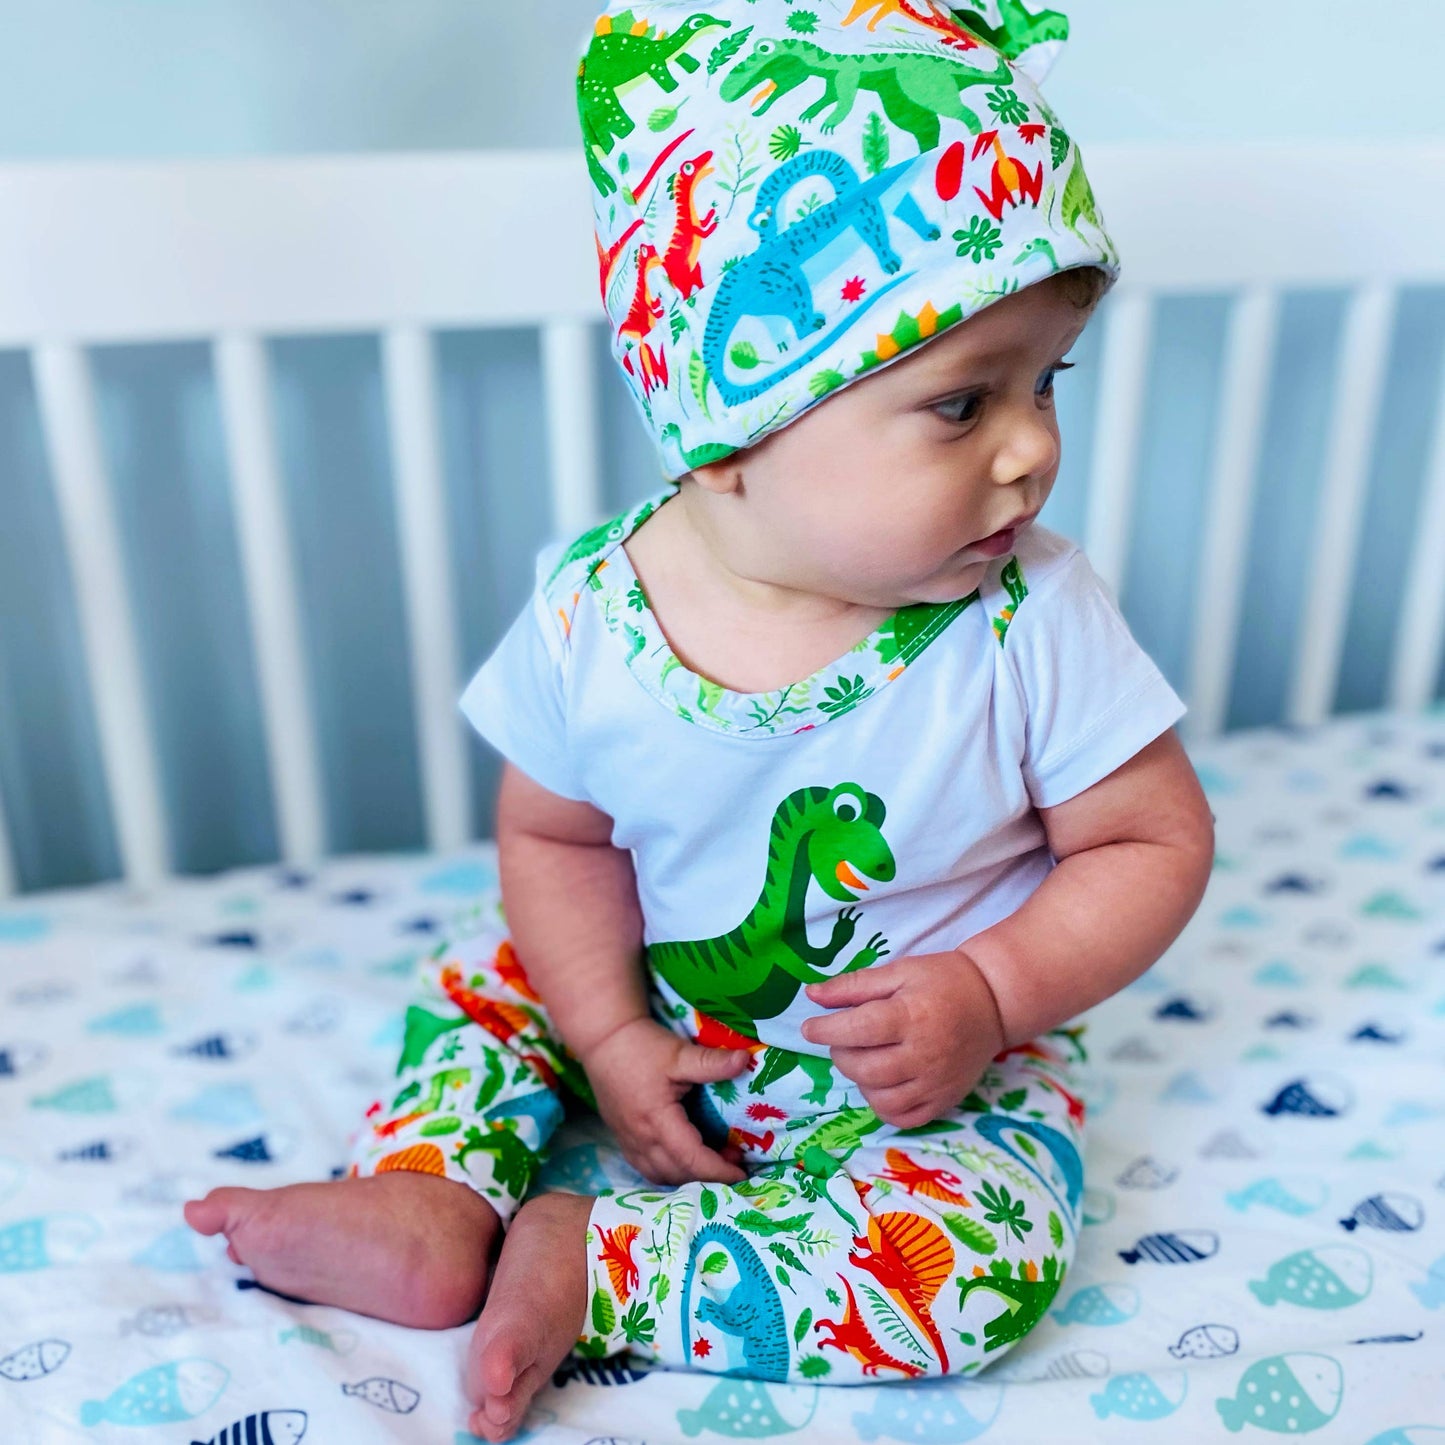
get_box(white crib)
[2,145,1444,898]
[1,147,1444,1443]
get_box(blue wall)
[3,1,1444,889]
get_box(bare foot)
[183,1173,501,1328]
[465,1192,593,1442]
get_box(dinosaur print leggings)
[350,912,1087,1384]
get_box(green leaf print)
[591,1287,616,1336]
[793,1308,813,1344]
[701,1250,729,1276]
[808,368,845,399]
[1050,127,1071,169]
[862,112,890,178]
[859,1282,929,1358]
[648,104,683,132]
[769,124,804,162]
[818,674,874,718]
[619,1301,657,1345]
[574,1334,609,1359]
[736,1210,812,1237]
[799,1355,831,1379]
[787,9,820,34]
[977,1181,1033,1244]
[707,25,752,75]
[687,351,713,421]
[986,85,1029,125]
[654,1273,671,1304]
[998,1087,1027,1112]
[1049,1211,1065,1248]
[768,1240,804,1271]
[954,217,1003,263]
[730,341,762,370]
[776,1267,792,1290]
[943,1212,997,1255]
[700,1188,718,1220]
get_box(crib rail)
[2,145,1444,894]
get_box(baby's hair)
[1056,265,1111,312]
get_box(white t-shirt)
[461,488,1185,1054]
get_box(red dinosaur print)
[596,1222,641,1303]
[814,1275,926,1378]
[726,1126,776,1154]
[438,964,557,1088]
[694,1011,765,1058]
[596,218,646,302]
[493,940,542,1003]
[972,130,1044,222]
[618,243,669,397]
[848,1210,955,1369]
[661,149,717,300]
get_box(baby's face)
[708,274,1093,609]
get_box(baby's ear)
[945,2,1071,88]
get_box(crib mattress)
[1,710,1442,1444]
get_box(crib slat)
[1388,357,1445,711]
[381,325,472,852]
[1186,288,1281,740]
[541,320,604,537]
[213,333,327,864]
[1083,291,1153,596]
[31,343,170,888]
[0,786,16,897]
[1288,285,1397,727]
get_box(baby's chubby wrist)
[571,1012,660,1070]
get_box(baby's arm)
[802,730,1215,1126]
[496,764,747,1184]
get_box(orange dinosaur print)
[661,150,718,300]
[597,1222,641,1302]
[842,0,980,49]
[694,1011,765,1056]
[849,1210,955,1369]
[726,1126,776,1154]
[880,1148,972,1206]
[814,1275,926,1378]
[376,1142,447,1177]
[972,130,1044,222]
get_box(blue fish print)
[1225,1177,1326,1216]
[0,1339,71,1381]
[87,1004,164,1037]
[0,1214,101,1271]
[133,1227,205,1273]
[342,1377,420,1414]
[1262,1077,1351,1118]
[850,1378,1003,1441]
[190,1409,308,1445]
[553,1359,652,1387]
[1051,1283,1139,1327]
[1215,1353,1342,1433]
[80,1358,230,1427]
[1408,1255,1445,1309]
[171,1084,264,1129]
[174,1033,254,1061]
[1170,1323,1239,1360]
[1118,1229,1218,1265]
[1091,1370,1187,1421]
[58,1139,132,1163]
[1340,1193,1424,1233]
[0,1042,48,1078]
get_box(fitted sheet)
[1,710,1442,1444]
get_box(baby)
[185,2,1214,1440]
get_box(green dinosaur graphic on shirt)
[947,3,1070,61]
[649,783,895,1043]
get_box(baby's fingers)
[654,1104,746,1185]
[670,1042,751,1087]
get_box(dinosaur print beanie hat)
[579,0,1118,479]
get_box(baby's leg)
[185,928,577,1326]
[573,1033,1086,1386]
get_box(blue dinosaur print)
[702,149,940,405]
[974,1113,1083,1227]
[680,1222,790,1382]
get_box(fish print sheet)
[1,709,1442,1443]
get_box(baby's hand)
[800,950,1005,1129]
[580,1017,749,1187]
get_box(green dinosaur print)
[659,422,735,472]
[955,1254,1065,1351]
[648,783,895,1038]
[791,1104,884,1168]
[1060,147,1102,244]
[578,14,731,196]
[719,37,1014,153]
[1014,236,1061,272]
[947,2,1070,61]
[453,1121,540,1198]
[545,499,662,590]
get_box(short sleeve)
[458,585,591,804]
[1005,548,1186,809]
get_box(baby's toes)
[182,1186,254,1239]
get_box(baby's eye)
[1036,361,1075,398]
[933,393,984,425]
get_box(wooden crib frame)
[2,144,1444,895]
